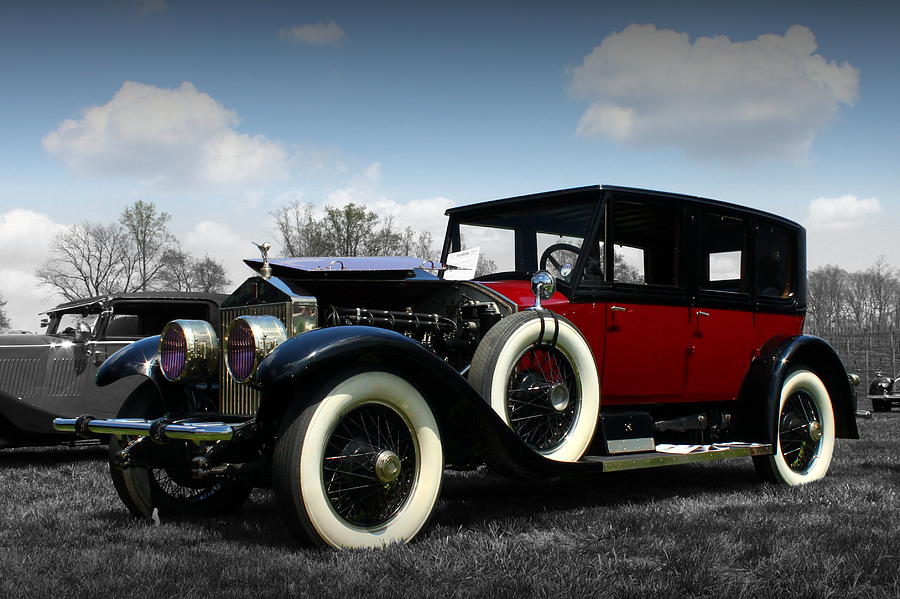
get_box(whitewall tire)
[468,311,599,462]
[755,369,835,485]
[273,370,443,549]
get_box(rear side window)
[756,223,795,298]
[700,212,747,293]
[611,198,681,287]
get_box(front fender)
[736,334,859,446]
[95,335,199,414]
[255,326,598,479]
[96,335,162,387]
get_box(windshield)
[48,310,100,337]
[443,191,601,285]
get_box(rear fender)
[735,335,859,445]
[254,325,589,479]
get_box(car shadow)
[0,444,106,466]
[110,461,764,550]
[430,460,763,530]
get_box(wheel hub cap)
[808,420,822,442]
[550,383,570,412]
[374,450,402,483]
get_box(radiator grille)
[219,302,290,416]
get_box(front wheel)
[754,369,835,485]
[272,370,443,549]
[108,384,251,518]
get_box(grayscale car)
[0,292,223,448]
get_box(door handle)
[696,310,710,317]
[611,306,626,312]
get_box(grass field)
[2,399,898,598]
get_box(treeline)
[36,201,230,300]
[272,201,436,260]
[806,257,900,335]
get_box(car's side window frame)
[573,191,688,305]
[691,205,753,310]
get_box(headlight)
[225,315,288,383]
[159,320,218,382]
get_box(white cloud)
[569,24,859,161]
[0,209,69,330]
[278,21,346,45]
[43,81,288,188]
[805,194,882,231]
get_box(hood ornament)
[253,242,272,279]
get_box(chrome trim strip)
[53,417,237,442]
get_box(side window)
[611,198,681,287]
[756,223,795,298]
[700,212,747,293]
[105,313,142,338]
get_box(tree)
[0,291,10,330]
[158,249,231,293]
[324,203,378,257]
[36,221,132,300]
[272,201,332,257]
[272,201,437,260]
[120,200,175,291]
[807,265,849,335]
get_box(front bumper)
[53,416,241,442]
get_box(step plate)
[580,443,772,473]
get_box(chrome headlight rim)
[224,315,288,383]
[159,319,219,383]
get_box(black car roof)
[445,185,802,230]
[46,292,227,314]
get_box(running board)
[579,443,772,473]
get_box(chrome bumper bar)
[53,416,238,442]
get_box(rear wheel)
[754,369,835,485]
[108,386,251,517]
[272,370,443,549]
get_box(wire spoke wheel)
[322,403,417,527]
[754,368,835,486]
[778,390,823,473]
[507,346,580,452]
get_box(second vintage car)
[56,185,859,548]
[0,292,223,448]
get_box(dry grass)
[2,398,899,598]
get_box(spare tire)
[468,310,600,462]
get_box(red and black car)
[56,186,858,549]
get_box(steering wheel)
[539,243,582,280]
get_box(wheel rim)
[506,345,580,452]
[779,389,823,473]
[152,469,223,503]
[122,436,224,503]
[322,403,418,528]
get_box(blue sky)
[1,0,898,328]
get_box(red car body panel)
[481,280,804,407]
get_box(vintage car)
[868,372,899,412]
[56,186,859,549]
[0,292,223,448]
